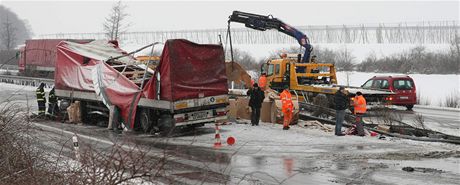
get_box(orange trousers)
[283,111,292,127]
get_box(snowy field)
[245,70,459,108]
[336,71,460,107]
[0,69,19,75]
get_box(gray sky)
[2,0,459,36]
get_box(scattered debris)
[376,125,390,133]
[300,120,334,132]
[402,166,444,173]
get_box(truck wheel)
[406,105,414,111]
[80,101,90,124]
[158,115,175,136]
[138,109,152,133]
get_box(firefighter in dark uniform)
[36,83,46,117]
[48,87,58,118]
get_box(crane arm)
[228,11,313,62]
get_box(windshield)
[267,64,274,76]
[374,79,389,89]
[393,79,413,90]
[362,79,389,89]
[362,80,373,88]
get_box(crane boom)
[228,11,313,63]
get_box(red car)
[361,75,417,110]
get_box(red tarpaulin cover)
[143,39,228,101]
[55,39,227,129]
[55,40,141,128]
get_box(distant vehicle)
[18,39,93,78]
[361,75,417,110]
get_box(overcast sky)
[1,0,459,36]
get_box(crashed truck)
[54,39,229,135]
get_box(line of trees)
[230,36,460,74]
[358,37,460,74]
[264,46,357,71]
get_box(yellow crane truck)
[227,11,393,110]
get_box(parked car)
[361,75,416,110]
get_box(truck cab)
[260,54,392,108]
[261,54,338,95]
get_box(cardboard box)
[271,100,300,124]
[260,100,272,122]
[236,97,251,120]
[67,101,81,123]
[227,99,237,119]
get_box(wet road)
[31,120,460,185]
[2,83,460,184]
[381,106,460,137]
[412,106,460,136]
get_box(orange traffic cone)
[214,124,222,148]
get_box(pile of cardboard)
[227,95,299,124]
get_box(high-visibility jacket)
[36,87,46,103]
[353,95,367,114]
[258,75,267,90]
[280,90,293,113]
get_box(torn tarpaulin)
[55,40,141,128]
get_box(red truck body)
[54,39,229,132]
[19,39,92,77]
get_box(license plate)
[400,96,409,100]
[192,111,208,120]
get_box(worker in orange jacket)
[353,91,367,136]
[258,73,267,91]
[280,85,294,130]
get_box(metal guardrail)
[0,74,54,88]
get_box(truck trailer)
[54,39,229,135]
[18,39,93,78]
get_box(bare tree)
[0,15,17,50]
[312,46,338,64]
[335,47,355,71]
[227,48,260,71]
[0,5,32,50]
[103,1,129,41]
